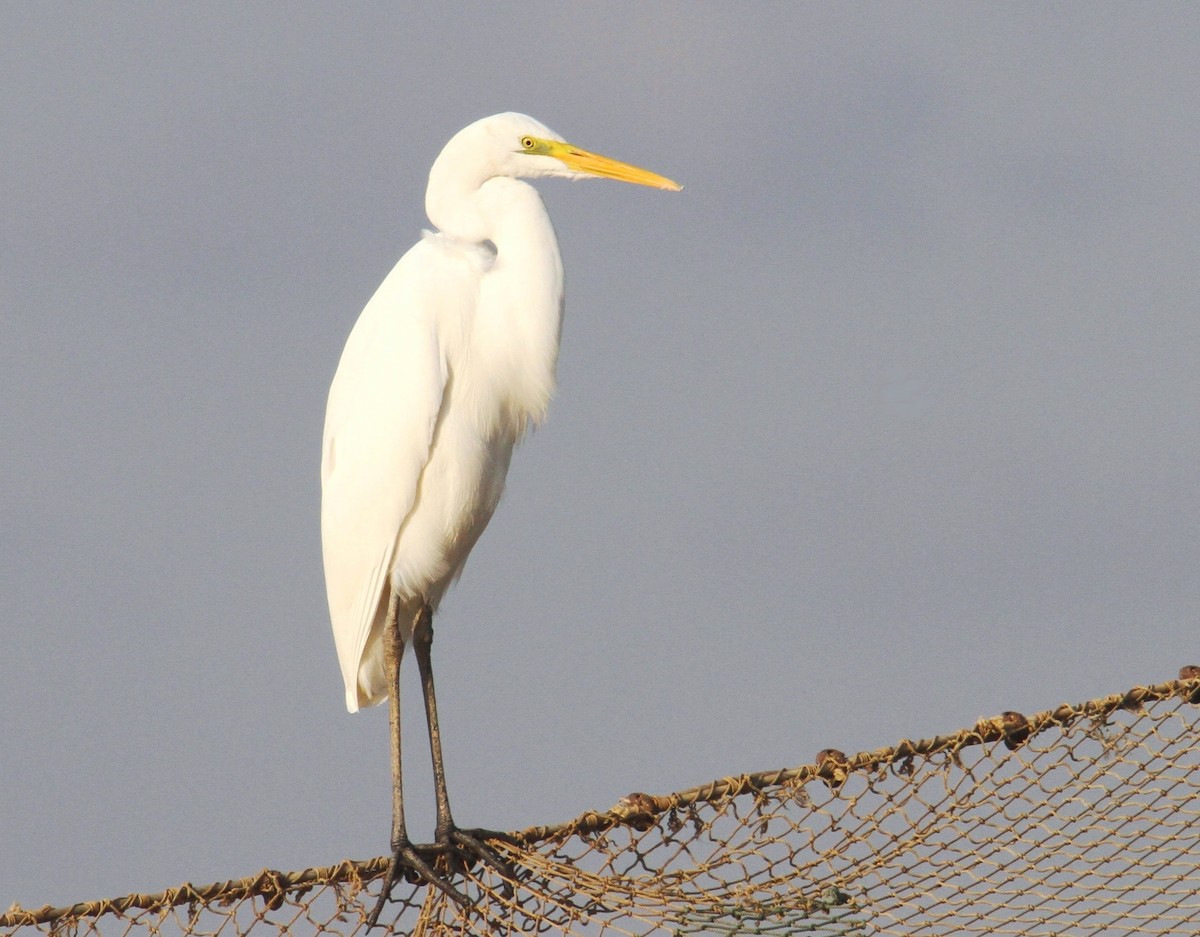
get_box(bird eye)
[521,136,536,150]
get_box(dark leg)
[412,604,518,878]
[367,592,468,928]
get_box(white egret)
[320,112,680,920]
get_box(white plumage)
[321,113,677,712]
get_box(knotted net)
[5,671,1199,937]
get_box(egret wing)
[320,241,476,711]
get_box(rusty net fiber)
[5,671,1200,937]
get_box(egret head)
[431,112,680,194]
[425,112,679,240]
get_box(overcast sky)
[3,4,1198,912]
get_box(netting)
[6,670,1200,937]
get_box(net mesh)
[5,671,1199,937]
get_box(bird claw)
[366,841,472,929]
[366,829,519,927]
[446,827,520,888]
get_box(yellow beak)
[548,140,682,192]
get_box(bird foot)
[365,828,518,928]
[444,826,520,884]
[367,839,470,928]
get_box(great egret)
[320,112,680,920]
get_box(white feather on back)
[321,237,480,711]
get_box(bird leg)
[367,591,469,928]
[412,603,519,882]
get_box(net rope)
[5,670,1199,937]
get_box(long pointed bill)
[550,141,682,191]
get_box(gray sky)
[3,4,1198,911]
